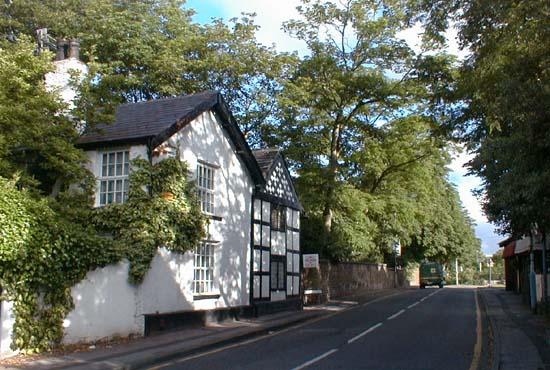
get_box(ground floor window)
[270,255,285,290]
[194,242,215,294]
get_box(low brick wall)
[303,260,409,303]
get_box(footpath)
[0,289,401,370]
[479,287,550,370]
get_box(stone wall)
[303,260,409,303]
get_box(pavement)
[479,287,550,370]
[1,287,548,370]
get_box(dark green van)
[420,262,445,288]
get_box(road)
[149,288,482,370]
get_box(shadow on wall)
[64,254,192,344]
[175,111,253,309]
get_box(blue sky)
[185,0,504,254]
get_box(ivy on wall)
[0,158,205,353]
[94,158,206,284]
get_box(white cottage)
[71,91,303,338]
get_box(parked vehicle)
[420,262,445,288]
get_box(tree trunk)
[323,122,343,235]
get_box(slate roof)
[252,148,280,177]
[78,91,265,186]
[78,91,219,147]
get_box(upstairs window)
[271,204,286,231]
[99,150,129,205]
[197,162,215,214]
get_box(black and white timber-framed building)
[251,149,303,314]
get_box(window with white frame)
[99,150,130,206]
[196,162,215,214]
[194,242,215,294]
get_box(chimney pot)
[56,38,68,61]
[68,39,80,60]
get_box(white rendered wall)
[64,261,140,344]
[45,58,88,111]
[151,111,254,310]
[0,300,16,358]
[62,110,254,344]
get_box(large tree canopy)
[0,0,481,264]
[265,0,480,263]
[0,36,89,194]
[416,0,550,236]
[1,0,292,146]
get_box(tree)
[276,0,423,237]
[269,0,478,263]
[1,0,292,146]
[416,0,550,237]
[0,36,89,194]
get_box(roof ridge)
[118,90,219,108]
[253,147,280,152]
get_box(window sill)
[205,214,223,222]
[193,293,221,301]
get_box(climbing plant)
[0,158,205,353]
[94,158,206,284]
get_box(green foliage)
[0,158,204,353]
[0,176,118,353]
[417,0,550,236]
[1,0,293,147]
[0,36,89,194]
[94,158,206,284]
[270,0,478,267]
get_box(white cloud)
[211,0,307,54]
[476,222,504,255]
[449,149,486,223]
[397,22,469,60]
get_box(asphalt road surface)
[149,288,481,370]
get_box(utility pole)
[542,232,548,309]
[489,257,493,288]
[455,258,459,286]
[529,231,537,311]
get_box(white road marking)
[291,348,339,370]
[468,290,482,370]
[361,291,402,307]
[420,296,428,301]
[347,322,383,344]
[407,301,420,309]
[387,309,405,320]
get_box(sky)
[185,0,504,255]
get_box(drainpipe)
[455,258,459,286]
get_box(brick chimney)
[55,39,68,61]
[68,39,80,60]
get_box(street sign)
[394,241,401,256]
[303,254,319,269]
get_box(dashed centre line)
[347,322,383,344]
[407,301,420,309]
[291,349,339,370]
[387,309,405,320]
